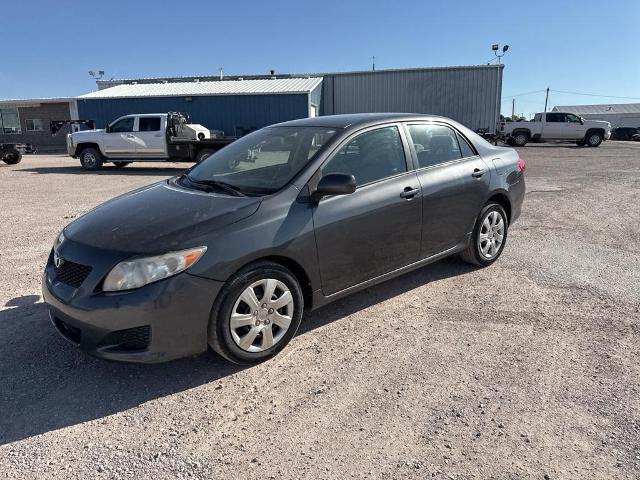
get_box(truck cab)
[67,112,234,171]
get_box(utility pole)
[544,87,550,112]
[370,56,376,71]
[491,44,509,132]
[512,98,515,118]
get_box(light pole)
[491,44,509,132]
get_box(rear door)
[103,116,137,155]
[404,122,491,257]
[134,116,166,156]
[312,124,422,295]
[542,113,566,139]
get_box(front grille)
[98,326,151,352]
[54,258,92,288]
[53,317,81,344]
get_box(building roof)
[80,77,323,100]
[553,103,640,115]
[0,97,75,107]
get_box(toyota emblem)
[54,250,63,268]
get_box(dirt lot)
[1,142,639,479]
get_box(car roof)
[271,113,450,130]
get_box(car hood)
[65,180,262,253]
[586,120,611,128]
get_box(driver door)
[103,116,137,156]
[312,125,422,296]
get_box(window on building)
[322,126,407,186]
[406,124,462,168]
[0,108,21,134]
[138,117,161,132]
[26,119,44,132]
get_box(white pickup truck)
[67,112,236,171]
[498,112,611,147]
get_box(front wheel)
[208,261,304,364]
[460,202,509,266]
[79,148,104,171]
[586,132,603,147]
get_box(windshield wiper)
[186,175,246,197]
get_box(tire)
[459,202,509,267]
[79,148,104,171]
[196,149,215,163]
[2,149,22,165]
[113,161,130,168]
[512,132,529,147]
[586,132,603,147]
[208,261,304,364]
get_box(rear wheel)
[79,148,103,171]
[512,132,529,147]
[113,161,130,168]
[208,261,304,364]
[2,149,22,165]
[460,202,508,267]
[196,149,215,163]
[586,132,603,147]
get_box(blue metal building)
[77,77,323,136]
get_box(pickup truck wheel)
[113,162,129,168]
[196,149,215,163]
[79,148,104,171]
[2,149,22,165]
[513,132,529,147]
[586,132,603,147]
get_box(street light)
[492,44,509,135]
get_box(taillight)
[518,158,526,172]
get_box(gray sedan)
[43,113,526,364]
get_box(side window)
[566,114,580,123]
[456,132,476,158]
[322,126,407,186]
[110,117,135,133]
[546,113,563,123]
[407,124,462,168]
[534,113,542,122]
[139,117,161,132]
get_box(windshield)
[186,126,337,194]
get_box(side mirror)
[580,118,584,125]
[312,173,356,201]
[105,125,111,133]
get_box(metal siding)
[321,66,502,131]
[77,94,310,136]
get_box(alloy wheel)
[230,278,294,352]
[478,210,505,259]
[83,152,96,167]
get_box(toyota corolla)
[43,114,525,364]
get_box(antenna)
[88,70,105,80]
[370,56,376,71]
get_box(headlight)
[103,246,207,292]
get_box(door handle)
[400,187,420,199]
[471,168,486,178]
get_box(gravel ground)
[1,142,639,479]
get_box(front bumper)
[42,248,223,363]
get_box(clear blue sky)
[2,0,638,117]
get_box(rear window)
[139,117,161,132]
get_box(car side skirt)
[310,239,469,311]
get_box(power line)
[550,89,640,101]
[501,89,546,99]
